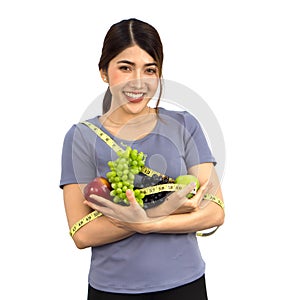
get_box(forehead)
[111,45,156,64]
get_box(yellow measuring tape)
[69,121,224,237]
[138,183,185,195]
[196,194,225,237]
[81,121,165,178]
[70,210,102,237]
[81,121,124,153]
[69,193,224,237]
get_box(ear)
[100,69,108,83]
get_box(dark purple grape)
[134,173,171,209]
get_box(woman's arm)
[146,162,223,216]
[98,185,224,235]
[63,183,135,249]
[144,195,224,234]
[87,163,225,234]
[148,163,225,233]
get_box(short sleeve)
[183,111,216,168]
[59,124,97,188]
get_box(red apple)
[84,177,112,203]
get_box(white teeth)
[125,92,144,99]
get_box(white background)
[1,1,299,299]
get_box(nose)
[128,71,144,89]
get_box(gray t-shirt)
[60,108,215,293]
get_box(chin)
[124,102,148,115]
[125,97,151,113]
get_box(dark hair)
[98,18,164,113]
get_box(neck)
[100,106,158,140]
[104,106,153,126]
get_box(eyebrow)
[117,60,158,67]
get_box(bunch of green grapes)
[106,146,146,206]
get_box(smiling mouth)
[124,91,145,102]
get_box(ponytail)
[102,87,112,114]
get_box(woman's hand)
[144,182,199,217]
[84,190,154,233]
[84,190,149,223]
[84,182,199,233]
[171,180,211,214]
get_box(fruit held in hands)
[84,177,112,203]
[175,175,200,198]
[106,146,146,207]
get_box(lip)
[124,91,145,103]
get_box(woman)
[60,18,224,300]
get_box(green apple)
[175,175,200,198]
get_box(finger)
[170,182,196,198]
[199,180,209,191]
[85,194,116,213]
[84,200,118,218]
[163,183,196,213]
[83,199,108,212]
[125,190,140,207]
[204,182,214,194]
[195,180,210,197]
[90,194,115,208]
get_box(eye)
[145,68,157,75]
[119,65,132,72]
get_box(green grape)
[106,146,146,207]
[134,189,140,197]
[130,149,138,160]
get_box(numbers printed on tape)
[81,122,169,179]
[138,183,185,195]
[203,193,225,209]
[69,210,102,237]
[81,121,124,154]
[190,187,197,195]
[74,122,225,238]
[140,166,165,178]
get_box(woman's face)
[102,45,160,115]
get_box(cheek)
[108,72,128,99]
[147,78,159,92]
[108,70,129,87]
[108,73,121,86]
